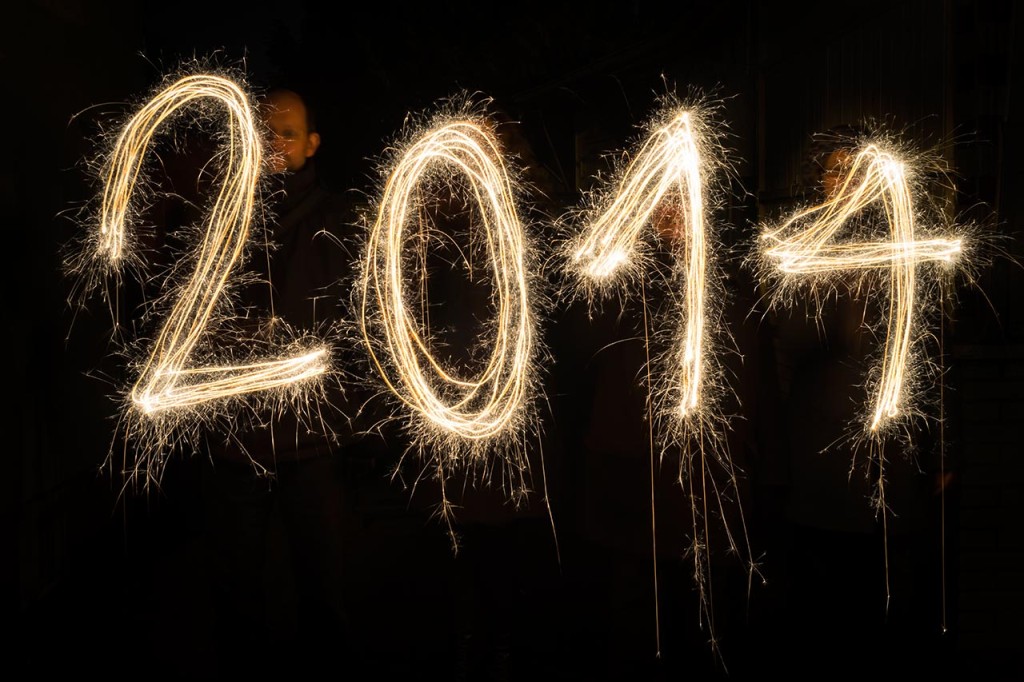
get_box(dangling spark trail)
[566,101,756,659]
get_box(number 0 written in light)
[360,120,534,441]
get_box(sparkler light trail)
[358,109,544,543]
[757,139,963,433]
[564,100,755,659]
[569,108,708,419]
[72,71,332,486]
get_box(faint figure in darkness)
[200,86,358,678]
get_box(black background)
[7,0,1023,679]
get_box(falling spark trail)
[641,276,661,657]
[565,101,755,660]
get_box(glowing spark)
[758,141,962,432]
[96,73,328,417]
[569,109,708,419]
[360,117,536,444]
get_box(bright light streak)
[132,348,329,414]
[569,109,708,419]
[758,141,963,432]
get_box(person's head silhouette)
[263,88,320,174]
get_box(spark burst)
[756,137,963,435]
[564,99,756,657]
[358,105,545,545]
[68,70,333,487]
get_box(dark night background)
[6,0,1023,679]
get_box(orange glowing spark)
[758,140,962,433]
